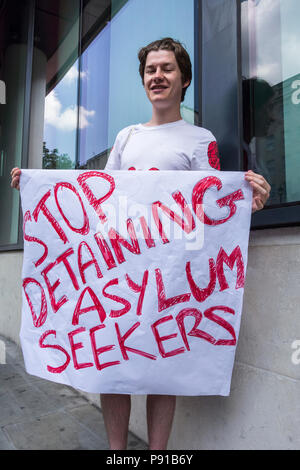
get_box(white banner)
[19,169,252,396]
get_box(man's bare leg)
[146,394,176,450]
[100,393,131,450]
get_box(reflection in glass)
[43,60,80,169]
[33,0,81,170]
[32,0,196,172]
[241,0,300,205]
[79,22,111,168]
[0,0,30,245]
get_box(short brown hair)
[138,37,192,102]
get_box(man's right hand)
[11,167,21,190]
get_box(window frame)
[201,0,300,229]
[0,0,35,252]
[2,0,299,255]
[237,0,300,229]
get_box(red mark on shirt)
[208,141,221,170]
[128,167,159,171]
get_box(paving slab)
[0,428,15,450]
[0,335,147,450]
[3,411,105,450]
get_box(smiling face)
[143,49,190,110]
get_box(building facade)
[0,0,299,449]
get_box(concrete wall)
[1,226,300,449]
[0,251,23,343]
[129,226,300,450]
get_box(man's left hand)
[244,170,271,213]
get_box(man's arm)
[190,131,221,171]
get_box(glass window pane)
[280,0,300,204]
[0,0,30,246]
[79,20,111,168]
[241,0,300,205]
[32,0,81,170]
[79,0,196,169]
[43,59,79,169]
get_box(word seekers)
[22,170,246,376]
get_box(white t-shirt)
[105,119,220,171]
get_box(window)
[35,0,81,170]
[1,0,199,251]
[78,0,197,169]
[0,0,32,247]
[6,0,298,251]
[34,0,197,170]
[241,0,300,226]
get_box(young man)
[100,37,271,450]
[11,37,271,450]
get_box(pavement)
[0,335,147,450]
